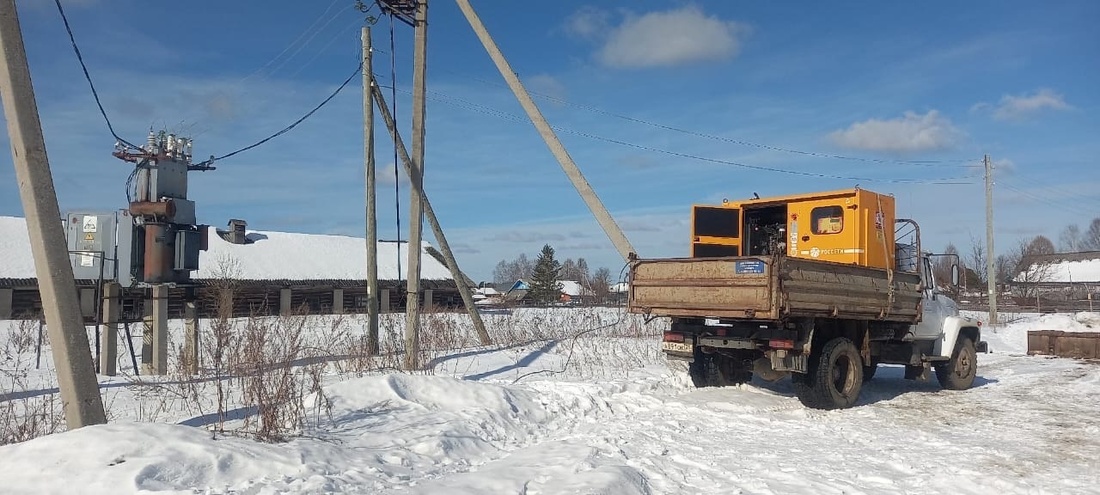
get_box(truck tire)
[862,358,879,383]
[935,337,977,390]
[689,355,751,387]
[793,337,864,410]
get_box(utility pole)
[984,154,998,327]
[454,0,637,262]
[405,0,428,370]
[363,26,380,355]
[372,83,492,347]
[0,0,106,427]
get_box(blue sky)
[1,0,1097,281]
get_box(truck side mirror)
[951,264,960,287]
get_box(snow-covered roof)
[0,216,34,279]
[559,280,592,297]
[610,282,629,294]
[0,216,453,281]
[1015,252,1100,284]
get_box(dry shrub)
[1,334,64,445]
[232,312,327,442]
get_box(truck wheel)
[862,358,879,383]
[688,356,713,388]
[689,355,750,387]
[935,338,977,390]
[794,337,864,410]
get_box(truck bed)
[628,256,922,323]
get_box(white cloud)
[525,74,567,101]
[570,6,749,69]
[828,110,962,153]
[564,6,610,40]
[978,88,1072,121]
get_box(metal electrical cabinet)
[65,211,119,281]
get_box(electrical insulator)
[166,134,176,156]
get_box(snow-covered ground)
[2,309,1099,494]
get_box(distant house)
[558,280,594,305]
[0,216,471,320]
[1011,251,1100,310]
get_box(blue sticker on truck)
[735,260,766,274]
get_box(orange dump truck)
[628,188,987,409]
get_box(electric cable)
[388,13,403,281]
[400,86,975,185]
[192,62,362,168]
[53,0,140,150]
[436,70,978,167]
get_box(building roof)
[1014,251,1100,284]
[0,216,455,282]
[559,280,593,297]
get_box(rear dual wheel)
[794,337,863,410]
[689,354,752,388]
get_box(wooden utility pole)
[0,0,106,427]
[404,0,428,370]
[984,154,998,326]
[363,26,380,354]
[454,0,636,262]
[372,83,492,348]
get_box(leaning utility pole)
[372,83,492,348]
[984,154,998,327]
[454,0,636,262]
[404,0,428,370]
[0,0,106,427]
[363,26,380,354]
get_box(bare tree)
[559,257,591,283]
[1011,238,1056,300]
[1059,224,1084,253]
[589,267,613,304]
[1026,235,1056,256]
[1085,217,1100,251]
[933,243,960,296]
[967,233,987,288]
[492,253,534,287]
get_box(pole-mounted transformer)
[113,131,213,286]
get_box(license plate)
[661,341,693,354]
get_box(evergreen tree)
[529,244,563,304]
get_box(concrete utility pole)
[363,26,381,355]
[0,0,106,427]
[984,154,998,326]
[372,83,492,348]
[98,282,120,376]
[454,0,637,262]
[404,0,429,371]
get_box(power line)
[1000,180,1099,217]
[193,62,362,168]
[436,70,979,168]
[399,85,975,185]
[53,0,140,150]
[232,0,350,87]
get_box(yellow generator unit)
[690,188,896,270]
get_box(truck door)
[911,256,949,340]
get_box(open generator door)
[692,206,740,257]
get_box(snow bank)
[0,423,304,494]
